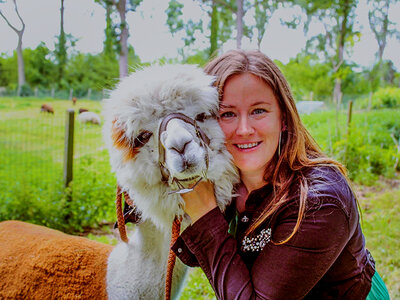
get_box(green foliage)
[180,268,216,299]
[24,43,57,88]
[301,109,400,185]
[181,49,209,66]
[357,87,400,110]
[0,43,143,95]
[373,87,400,108]
[0,52,17,86]
[277,53,333,101]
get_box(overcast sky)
[1,0,399,69]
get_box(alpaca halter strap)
[158,112,211,194]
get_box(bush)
[357,87,400,109]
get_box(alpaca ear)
[111,120,139,162]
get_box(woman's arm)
[176,197,350,299]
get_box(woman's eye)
[219,111,236,119]
[252,108,267,115]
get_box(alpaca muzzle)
[158,112,211,194]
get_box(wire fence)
[0,87,107,101]
[0,103,115,228]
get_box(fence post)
[51,88,55,98]
[64,109,75,189]
[87,88,92,100]
[346,100,353,137]
[63,109,75,222]
[69,88,73,100]
[344,100,353,164]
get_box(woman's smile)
[234,141,262,150]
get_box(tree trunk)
[117,0,128,78]
[16,31,25,91]
[58,0,66,81]
[333,0,349,106]
[0,0,26,96]
[236,0,243,49]
[104,3,115,58]
[209,0,218,58]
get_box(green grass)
[360,187,400,299]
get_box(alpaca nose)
[172,140,190,154]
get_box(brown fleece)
[0,220,113,299]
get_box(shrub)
[358,87,400,109]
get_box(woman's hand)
[181,180,217,224]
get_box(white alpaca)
[78,111,101,124]
[0,64,238,300]
[103,64,238,299]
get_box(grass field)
[1,97,399,298]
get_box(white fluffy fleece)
[102,64,238,300]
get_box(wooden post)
[347,100,353,137]
[51,88,55,98]
[69,88,73,100]
[63,109,75,221]
[64,109,74,189]
[368,91,372,111]
[87,88,92,99]
[344,100,353,163]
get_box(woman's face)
[218,72,282,181]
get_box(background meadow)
[0,96,399,298]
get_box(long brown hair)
[204,49,347,244]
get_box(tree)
[0,0,26,96]
[166,0,235,58]
[94,0,142,78]
[54,0,67,82]
[115,0,143,78]
[299,0,359,107]
[253,0,278,49]
[368,0,400,63]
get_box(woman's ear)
[281,120,287,132]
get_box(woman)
[171,50,389,299]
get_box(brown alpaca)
[72,97,77,105]
[0,221,112,299]
[79,108,89,114]
[40,104,54,114]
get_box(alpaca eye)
[195,113,206,122]
[134,130,153,147]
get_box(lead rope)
[165,217,181,300]
[115,185,134,243]
[115,185,180,300]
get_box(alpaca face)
[160,116,209,185]
[103,64,238,228]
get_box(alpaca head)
[103,64,238,229]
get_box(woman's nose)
[236,116,254,136]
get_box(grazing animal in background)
[78,111,101,125]
[72,97,77,105]
[40,104,54,114]
[79,108,89,114]
[0,64,238,300]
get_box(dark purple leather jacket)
[172,166,375,299]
